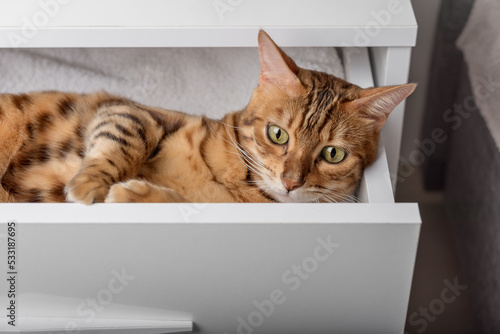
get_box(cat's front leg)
[105,179,189,203]
[65,105,164,204]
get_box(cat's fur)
[0,31,415,204]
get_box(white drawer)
[0,48,420,334]
[0,1,420,333]
[1,202,419,334]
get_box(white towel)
[457,0,500,151]
[0,47,344,118]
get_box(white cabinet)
[0,1,419,333]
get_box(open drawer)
[0,1,420,333]
[0,49,420,334]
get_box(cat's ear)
[350,83,416,131]
[258,30,305,95]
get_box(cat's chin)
[272,193,297,203]
[266,189,313,203]
[257,180,310,203]
[257,178,314,203]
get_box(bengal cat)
[0,31,415,204]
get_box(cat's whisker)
[201,122,271,190]
[235,149,266,174]
[343,193,360,203]
[319,194,336,203]
[328,188,359,203]
[208,121,271,182]
[220,149,265,173]
[328,192,349,203]
[219,124,273,182]
[310,188,356,203]
[240,151,268,174]
[219,148,267,176]
[323,193,340,203]
[220,121,245,131]
[312,183,359,203]
[221,123,269,170]
[256,185,279,202]
[240,183,270,193]
[227,136,267,171]
[245,164,267,180]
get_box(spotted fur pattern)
[0,31,415,204]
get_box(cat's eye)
[321,146,346,164]
[267,125,289,145]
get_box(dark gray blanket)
[444,68,500,333]
[423,0,500,332]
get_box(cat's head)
[238,31,415,203]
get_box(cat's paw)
[105,180,188,203]
[65,174,110,205]
[105,180,152,203]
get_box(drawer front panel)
[0,203,420,333]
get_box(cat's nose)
[281,174,304,192]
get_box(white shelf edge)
[0,203,421,224]
[0,27,417,48]
[3,318,193,334]
[0,0,417,48]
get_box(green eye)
[267,125,289,145]
[321,146,346,164]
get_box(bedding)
[0,47,344,116]
[445,67,500,333]
[424,0,500,332]
[457,0,500,152]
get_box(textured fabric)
[0,47,344,118]
[457,0,500,152]
[445,69,500,333]
[424,1,500,331]
[421,0,475,190]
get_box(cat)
[0,31,415,204]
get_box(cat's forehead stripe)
[316,90,335,110]
[300,89,339,138]
[299,72,345,130]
